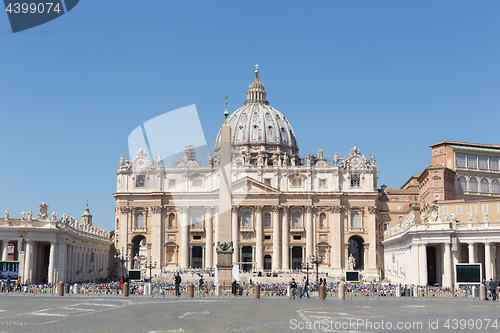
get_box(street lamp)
[309,249,325,282]
[144,256,157,282]
[114,247,130,280]
[302,260,313,285]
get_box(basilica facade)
[114,69,381,279]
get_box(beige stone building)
[383,141,500,287]
[114,69,381,279]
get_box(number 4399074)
[6,3,62,14]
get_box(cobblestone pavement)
[0,294,499,332]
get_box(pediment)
[231,177,281,195]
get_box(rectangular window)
[136,175,145,187]
[456,206,462,215]
[193,179,203,187]
[456,153,466,167]
[434,194,439,200]
[293,235,301,240]
[398,206,402,210]
[169,179,176,188]
[351,174,360,187]
[264,216,271,227]
[442,207,448,215]
[490,156,499,170]
[398,215,404,219]
[478,155,489,169]
[467,154,477,168]
[483,204,488,214]
[319,179,327,187]
[264,178,272,186]
[193,235,201,240]
[384,224,388,230]
[291,178,302,187]
[471,205,477,214]
[264,235,271,240]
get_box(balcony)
[240,226,255,233]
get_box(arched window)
[469,177,478,192]
[136,213,144,228]
[352,212,360,228]
[243,212,251,227]
[264,213,271,227]
[168,213,175,228]
[319,213,326,228]
[492,179,500,194]
[193,212,202,228]
[292,212,301,227]
[458,176,467,191]
[481,178,489,193]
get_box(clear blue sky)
[1,1,499,231]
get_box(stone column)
[410,245,419,285]
[213,209,219,266]
[331,206,342,269]
[57,242,67,283]
[1,240,9,261]
[306,207,313,259]
[485,242,492,280]
[180,207,189,269]
[24,241,33,283]
[48,242,56,284]
[418,244,427,286]
[443,242,452,288]
[150,206,163,275]
[468,243,475,263]
[255,206,263,271]
[367,206,378,270]
[232,207,239,264]
[272,206,280,270]
[205,207,213,268]
[282,208,289,270]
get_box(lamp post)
[309,249,325,282]
[114,247,130,280]
[144,256,157,282]
[302,261,313,285]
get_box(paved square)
[0,294,498,332]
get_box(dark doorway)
[427,247,437,286]
[292,246,303,271]
[264,255,272,272]
[192,246,202,268]
[348,235,364,270]
[241,246,252,272]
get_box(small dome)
[215,70,298,154]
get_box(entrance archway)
[241,246,253,272]
[291,246,303,271]
[191,246,202,268]
[131,235,147,269]
[264,255,272,272]
[348,235,364,270]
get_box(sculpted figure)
[371,154,376,166]
[207,153,214,167]
[333,152,340,166]
[28,210,32,220]
[257,152,263,166]
[283,154,289,166]
[134,254,140,269]
[156,154,162,167]
[306,153,311,167]
[5,210,9,220]
[119,155,125,168]
[52,211,57,221]
[21,210,26,220]
[468,211,473,222]
[483,212,488,223]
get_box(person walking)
[300,276,310,299]
[489,279,497,301]
[231,278,237,297]
[289,278,297,299]
[174,272,182,297]
[196,273,205,297]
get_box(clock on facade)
[351,157,361,168]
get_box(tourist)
[174,272,182,297]
[289,278,297,299]
[489,279,497,301]
[196,273,205,297]
[300,276,310,298]
[231,278,237,297]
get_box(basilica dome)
[215,69,299,155]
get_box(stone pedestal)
[144,283,152,296]
[217,252,233,292]
[480,284,486,301]
[188,283,194,298]
[338,282,345,300]
[254,283,260,298]
[319,285,325,299]
[57,281,64,296]
[73,283,79,294]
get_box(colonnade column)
[205,207,213,268]
[232,207,239,264]
[151,206,162,274]
[443,242,452,288]
[255,206,263,271]
[24,241,33,283]
[331,206,342,269]
[281,208,289,270]
[272,206,280,270]
[468,243,475,263]
[48,242,56,284]
[180,207,189,269]
[305,207,313,259]
[1,240,9,261]
[418,244,428,286]
[485,242,492,280]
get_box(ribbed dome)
[215,70,299,155]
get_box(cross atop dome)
[246,65,268,105]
